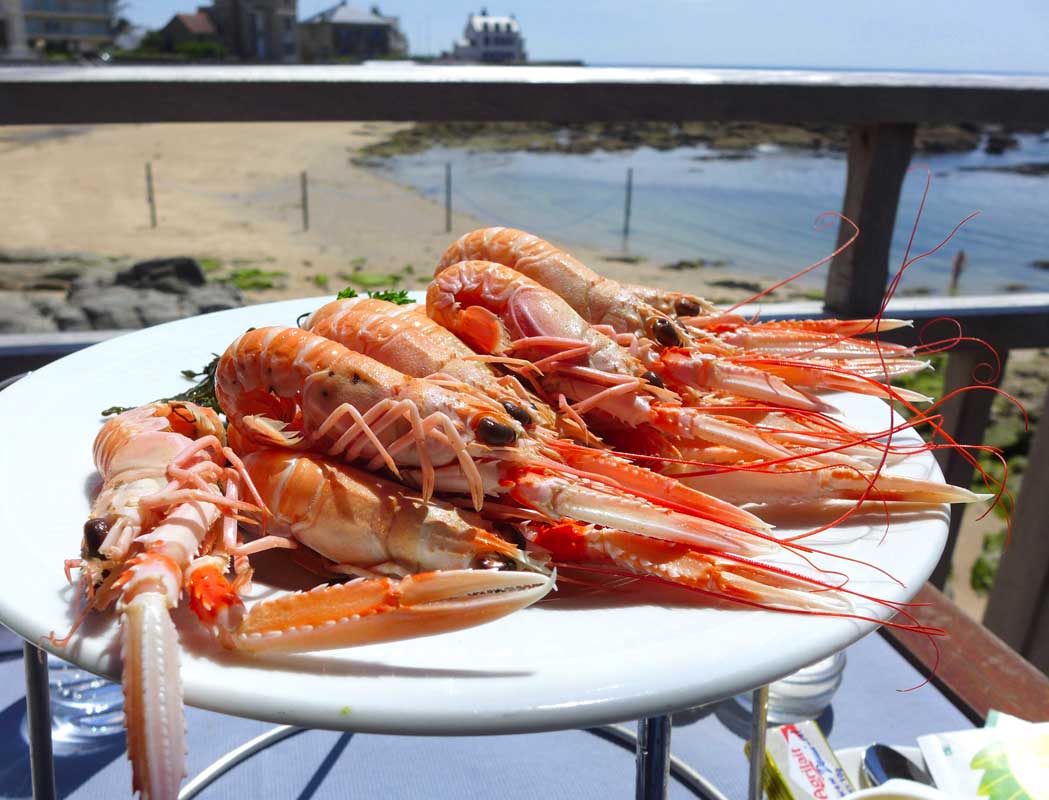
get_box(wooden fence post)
[445,162,452,234]
[145,161,157,228]
[622,166,633,245]
[824,123,916,318]
[984,383,1049,672]
[929,346,1010,589]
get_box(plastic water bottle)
[22,655,125,754]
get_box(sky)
[124,1,1049,73]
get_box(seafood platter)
[0,228,995,800]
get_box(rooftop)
[304,2,398,26]
[173,12,216,36]
[467,13,521,34]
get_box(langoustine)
[67,402,554,800]
[426,260,981,507]
[436,227,929,401]
[304,294,774,532]
[223,337,918,624]
[60,401,264,799]
[214,325,786,558]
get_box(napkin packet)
[917,711,1049,799]
[747,720,857,799]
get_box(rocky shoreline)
[0,252,243,334]
[354,121,1020,161]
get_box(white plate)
[0,295,948,735]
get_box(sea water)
[382,135,1049,296]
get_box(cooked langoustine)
[215,326,794,558]
[62,401,264,800]
[228,449,555,653]
[304,294,777,534]
[70,402,554,800]
[426,260,980,507]
[436,227,929,401]
[305,295,562,435]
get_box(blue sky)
[125,1,1049,72]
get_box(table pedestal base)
[21,643,768,800]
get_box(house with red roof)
[160,10,221,53]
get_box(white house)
[451,8,525,63]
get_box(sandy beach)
[0,121,769,303]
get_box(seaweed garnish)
[367,289,414,305]
[334,286,414,305]
[101,355,221,416]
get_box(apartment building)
[209,0,297,62]
[19,0,112,53]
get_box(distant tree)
[139,30,164,52]
[174,40,228,60]
[111,17,132,36]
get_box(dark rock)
[985,133,1020,155]
[25,279,71,291]
[43,267,89,282]
[33,297,91,331]
[709,279,764,293]
[69,284,154,329]
[116,257,206,294]
[1030,260,1049,271]
[960,162,1049,177]
[0,292,59,333]
[183,283,244,315]
[134,290,187,327]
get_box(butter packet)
[748,720,856,799]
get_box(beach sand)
[0,122,761,304]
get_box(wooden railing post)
[930,346,1010,589]
[824,123,916,318]
[984,383,1049,673]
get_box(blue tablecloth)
[0,624,971,799]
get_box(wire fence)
[125,154,1049,297]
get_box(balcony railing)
[2,64,1048,676]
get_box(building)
[14,0,113,54]
[0,0,31,58]
[208,0,297,62]
[160,11,220,53]
[299,2,406,63]
[450,8,525,64]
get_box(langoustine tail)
[121,590,186,800]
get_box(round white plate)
[0,295,948,735]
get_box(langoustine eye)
[502,401,533,426]
[650,317,684,347]
[82,517,110,558]
[675,298,702,317]
[477,417,517,446]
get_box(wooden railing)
[2,64,1048,671]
